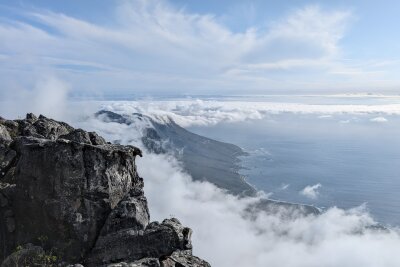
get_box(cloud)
[370,116,388,123]
[2,1,395,94]
[0,76,70,120]
[73,114,400,267]
[97,99,400,127]
[281,184,290,190]
[318,115,333,119]
[300,183,322,199]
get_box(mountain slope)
[96,110,256,196]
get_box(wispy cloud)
[0,0,398,94]
[370,116,388,123]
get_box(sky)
[1,0,400,97]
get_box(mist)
[76,113,400,267]
[0,76,70,120]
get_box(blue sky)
[1,0,400,97]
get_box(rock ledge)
[0,113,210,267]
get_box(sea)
[187,95,400,226]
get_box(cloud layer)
[0,76,70,119]
[0,0,399,94]
[98,98,400,127]
[75,113,400,267]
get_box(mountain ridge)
[94,110,320,215]
[95,110,256,196]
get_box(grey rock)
[89,131,107,145]
[0,193,7,207]
[0,244,44,267]
[3,136,140,261]
[5,217,15,233]
[60,128,93,144]
[25,113,38,122]
[85,218,193,266]
[160,250,211,267]
[105,250,210,267]
[0,146,17,179]
[0,114,209,267]
[0,125,11,142]
[99,189,150,236]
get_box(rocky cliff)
[0,113,210,267]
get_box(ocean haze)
[69,97,400,266]
[64,95,400,226]
[186,96,400,226]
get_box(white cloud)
[281,184,290,190]
[318,114,333,119]
[300,183,322,199]
[370,116,388,123]
[2,1,395,94]
[73,114,400,267]
[0,76,70,120]
[96,99,400,127]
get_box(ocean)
[187,95,400,226]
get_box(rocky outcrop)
[0,114,209,266]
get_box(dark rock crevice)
[0,114,210,267]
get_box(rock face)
[0,114,210,267]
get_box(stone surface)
[0,125,11,143]
[0,114,209,267]
[1,244,44,267]
[86,218,194,266]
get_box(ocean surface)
[187,95,400,226]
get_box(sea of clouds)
[97,98,400,127]
[2,86,400,266]
[75,106,400,267]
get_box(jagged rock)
[104,250,210,267]
[25,113,38,122]
[160,250,211,267]
[99,188,150,236]
[0,114,209,267]
[88,131,107,145]
[86,218,194,266]
[60,128,93,144]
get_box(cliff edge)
[0,113,210,267]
